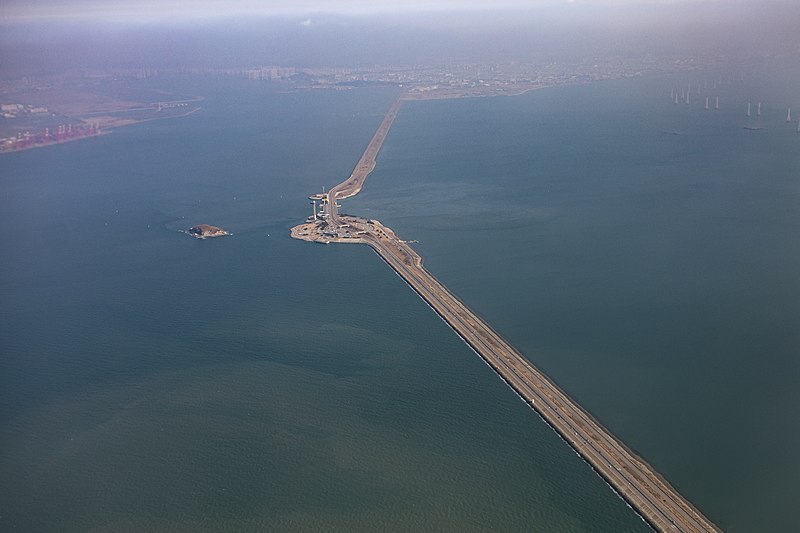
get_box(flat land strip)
[0,78,202,152]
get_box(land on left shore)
[0,75,202,154]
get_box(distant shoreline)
[0,107,201,156]
[0,130,112,155]
[402,83,553,101]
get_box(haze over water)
[1,69,799,532]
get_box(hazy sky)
[1,0,720,22]
[1,0,797,75]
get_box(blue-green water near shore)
[1,71,798,532]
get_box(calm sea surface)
[1,72,798,532]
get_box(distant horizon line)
[2,0,794,25]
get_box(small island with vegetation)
[185,224,231,239]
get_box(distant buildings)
[1,103,49,118]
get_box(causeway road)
[291,97,722,533]
[329,97,403,203]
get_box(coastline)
[402,83,554,101]
[0,107,202,156]
[0,130,112,155]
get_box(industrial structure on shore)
[0,122,102,153]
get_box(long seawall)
[361,226,721,533]
[292,96,722,533]
[331,97,403,201]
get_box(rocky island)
[185,224,231,239]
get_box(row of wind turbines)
[670,85,799,132]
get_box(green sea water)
[1,71,798,532]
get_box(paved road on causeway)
[294,96,722,533]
